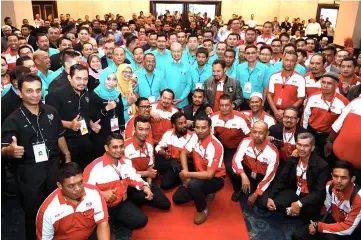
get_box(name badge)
[196,83,203,89]
[79,118,88,135]
[33,142,48,163]
[277,98,283,106]
[149,96,156,103]
[251,171,257,179]
[111,117,119,132]
[244,82,252,94]
[296,186,301,196]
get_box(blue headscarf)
[93,67,120,101]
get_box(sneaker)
[231,190,242,202]
[194,207,209,225]
[206,193,215,201]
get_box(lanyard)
[283,128,295,143]
[247,67,256,82]
[297,160,308,185]
[322,93,336,113]
[280,72,293,98]
[188,51,196,66]
[145,74,155,95]
[197,67,205,83]
[78,92,85,113]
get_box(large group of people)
[1,9,361,240]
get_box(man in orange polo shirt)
[124,116,171,210]
[302,72,349,158]
[150,89,179,144]
[211,94,250,201]
[83,133,153,230]
[267,50,306,122]
[36,162,110,240]
[173,116,226,225]
[339,57,360,97]
[304,54,327,97]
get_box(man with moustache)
[190,48,213,91]
[36,34,59,57]
[304,54,327,97]
[182,89,210,130]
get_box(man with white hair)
[162,42,192,109]
[1,25,12,52]
[320,37,328,49]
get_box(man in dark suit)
[21,25,38,51]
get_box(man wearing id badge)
[261,133,328,226]
[46,64,96,169]
[1,74,71,240]
[235,45,270,110]
[232,121,279,205]
[189,48,212,91]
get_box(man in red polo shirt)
[304,54,327,97]
[124,97,153,142]
[155,112,193,190]
[339,57,360,97]
[36,162,110,240]
[1,34,19,70]
[173,116,226,225]
[150,89,179,144]
[124,116,171,210]
[302,72,349,158]
[211,94,250,201]
[232,121,279,205]
[83,133,153,230]
[267,50,306,122]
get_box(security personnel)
[189,48,213,91]
[36,162,111,240]
[173,116,225,225]
[1,74,71,240]
[236,45,270,110]
[134,53,163,103]
[232,121,279,204]
[46,64,95,170]
[302,72,349,158]
[83,133,153,230]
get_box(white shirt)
[305,23,321,36]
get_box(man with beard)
[2,34,19,70]
[232,121,279,205]
[182,89,210,130]
[224,49,238,79]
[304,54,327,97]
[155,112,193,189]
[257,21,275,45]
[244,28,257,45]
[338,57,360,96]
[144,32,158,54]
[173,116,225,225]
[270,39,282,64]
[134,53,162,102]
[36,163,110,239]
[36,34,59,57]
[190,48,213,91]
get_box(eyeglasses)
[138,105,152,109]
[283,116,298,121]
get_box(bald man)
[34,51,53,99]
[231,121,279,204]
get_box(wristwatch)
[297,200,303,208]
[313,221,318,231]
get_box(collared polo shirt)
[211,110,250,149]
[241,110,276,128]
[124,114,153,143]
[183,133,226,178]
[225,61,238,79]
[273,61,307,76]
[152,49,171,72]
[302,92,349,133]
[232,137,279,195]
[189,63,213,91]
[134,68,163,101]
[124,136,154,171]
[267,70,306,110]
[181,48,197,67]
[304,72,324,97]
[236,61,270,99]
[83,153,146,207]
[36,47,60,57]
[122,46,135,66]
[155,128,193,159]
[37,69,54,99]
[2,48,18,70]
[256,34,275,45]
[150,101,179,143]
[338,74,360,96]
[36,184,108,240]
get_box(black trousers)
[258,189,322,223]
[91,132,107,158]
[108,200,148,230]
[308,127,329,159]
[127,181,171,210]
[154,154,194,190]
[292,215,361,240]
[16,158,61,240]
[224,148,241,191]
[67,135,94,170]
[173,177,224,212]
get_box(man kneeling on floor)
[83,133,153,230]
[173,116,226,225]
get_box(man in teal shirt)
[122,34,138,67]
[35,34,60,57]
[224,49,238,79]
[181,35,198,67]
[134,53,163,102]
[236,45,270,110]
[162,42,192,109]
[34,51,53,99]
[273,43,307,76]
[153,33,171,72]
[189,48,213,91]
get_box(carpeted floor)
[1,174,303,240]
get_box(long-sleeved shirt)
[305,22,322,36]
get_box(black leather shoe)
[231,190,242,202]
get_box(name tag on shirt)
[111,117,119,132]
[80,119,88,135]
[244,82,252,94]
[33,142,48,163]
[196,83,203,89]
[251,171,257,179]
[149,96,155,103]
[296,186,301,196]
[277,98,282,105]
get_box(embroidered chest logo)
[47,114,54,121]
[85,97,89,103]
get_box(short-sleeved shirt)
[267,70,306,110]
[256,34,276,45]
[241,110,276,128]
[155,128,193,159]
[183,133,226,178]
[36,47,60,57]
[36,184,108,240]
[150,101,178,143]
[190,63,213,91]
[134,68,163,102]
[2,48,18,70]
[124,136,154,171]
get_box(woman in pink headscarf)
[138,35,148,47]
[344,37,354,55]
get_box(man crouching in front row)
[173,116,226,225]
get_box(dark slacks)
[127,181,171,210]
[173,177,224,212]
[67,135,94,170]
[108,200,148,230]
[224,148,241,191]
[16,158,61,240]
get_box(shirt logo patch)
[85,97,89,103]
[86,202,92,207]
[47,114,54,121]
[68,101,72,103]
[228,86,234,93]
